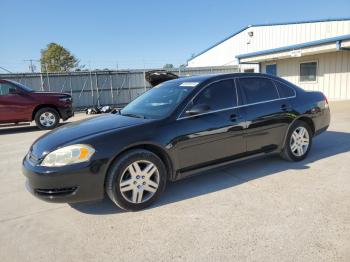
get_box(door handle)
[280,104,290,111]
[230,114,241,122]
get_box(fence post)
[110,73,114,106]
[143,69,146,92]
[95,72,100,107]
[45,64,51,91]
[128,72,131,102]
[89,71,94,107]
[40,72,44,91]
[69,73,73,97]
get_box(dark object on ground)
[85,106,114,115]
[110,108,120,114]
[85,107,101,115]
[145,70,179,87]
[100,106,112,113]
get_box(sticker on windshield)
[179,82,199,87]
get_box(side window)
[191,79,237,111]
[274,81,295,98]
[238,77,278,104]
[0,83,12,96]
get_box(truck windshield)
[120,80,197,119]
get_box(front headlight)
[41,144,95,167]
[59,97,72,103]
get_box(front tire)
[280,120,312,161]
[105,149,167,211]
[34,107,60,130]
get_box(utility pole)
[24,59,38,73]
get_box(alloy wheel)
[290,126,310,157]
[119,160,160,204]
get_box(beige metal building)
[187,18,350,100]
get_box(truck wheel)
[34,108,60,130]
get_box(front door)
[173,79,246,173]
[0,81,32,123]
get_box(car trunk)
[145,70,179,87]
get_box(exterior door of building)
[266,64,277,76]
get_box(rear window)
[0,82,12,95]
[238,77,279,104]
[275,81,295,98]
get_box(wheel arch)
[282,115,315,148]
[32,104,61,120]
[106,143,175,182]
[295,116,315,135]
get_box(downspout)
[336,40,350,51]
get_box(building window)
[244,69,255,73]
[300,61,317,82]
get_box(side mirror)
[9,87,19,94]
[185,104,210,116]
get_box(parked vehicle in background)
[0,79,73,129]
[22,73,330,211]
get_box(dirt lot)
[0,101,349,262]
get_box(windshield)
[120,80,198,119]
[8,80,34,92]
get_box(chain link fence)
[0,66,239,109]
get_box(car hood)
[31,114,152,157]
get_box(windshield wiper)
[121,113,146,119]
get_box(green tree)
[163,64,174,69]
[40,43,79,72]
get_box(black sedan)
[22,73,330,211]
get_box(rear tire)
[105,149,167,211]
[34,107,60,130]
[280,120,312,161]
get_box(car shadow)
[0,122,70,135]
[70,130,350,215]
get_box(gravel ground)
[0,101,349,262]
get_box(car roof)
[172,72,276,84]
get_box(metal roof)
[188,17,350,63]
[236,34,350,60]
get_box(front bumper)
[22,157,105,203]
[58,106,74,121]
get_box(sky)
[1,0,350,72]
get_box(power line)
[0,66,12,73]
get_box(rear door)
[237,76,293,153]
[173,78,246,172]
[0,81,32,122]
